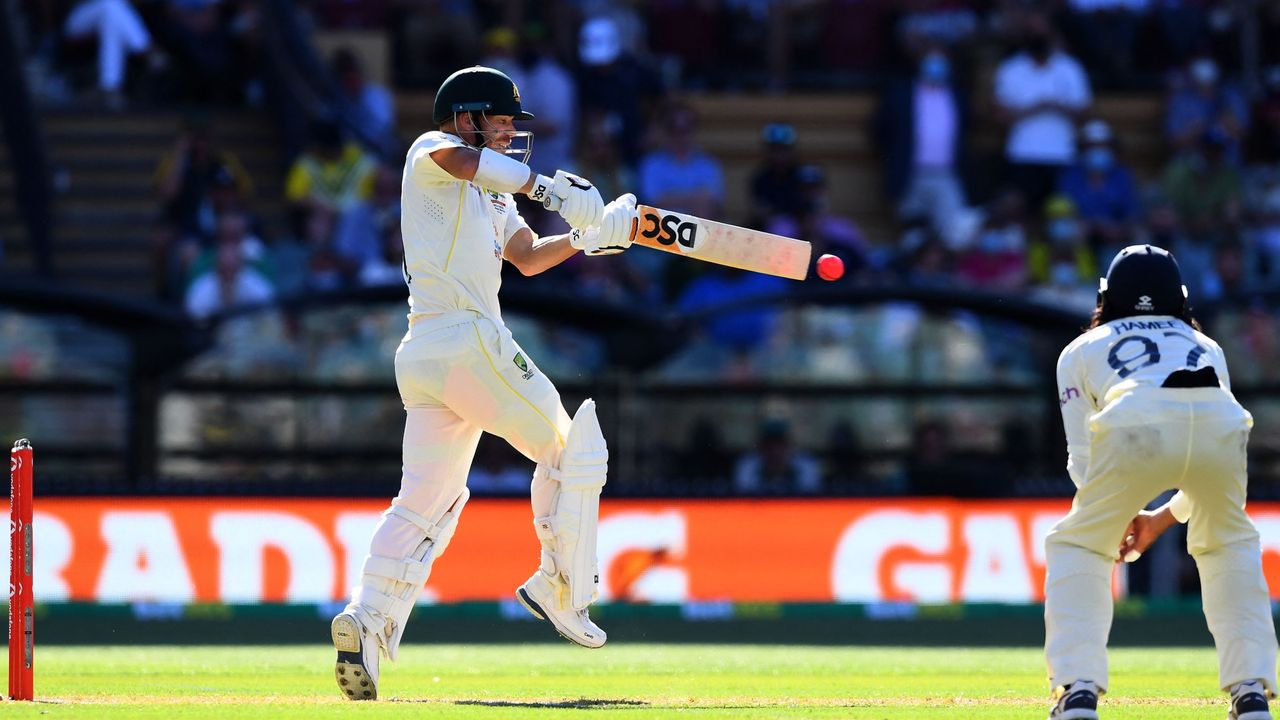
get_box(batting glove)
[570,194,637,256]
[544,170,604,230]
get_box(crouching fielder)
[330,66,639,701]
[1045,244,1277,720]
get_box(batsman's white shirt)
[339,130,573,657]
[1046,315,1276,695]
[389,130,570,525]
[402,131,531,322]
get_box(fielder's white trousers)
[64,0,151,91]
[1045,385,1277,695]
[367,311,570,566]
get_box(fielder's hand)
[545,170,604,230]
[1118,507,1175,562]
[570,194,638,256]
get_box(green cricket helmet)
[432,66,534,125]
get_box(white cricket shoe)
[1048,679,1099,720]
[1229,680,1273,720]
[331,610,380,701]
[516,570,607,648]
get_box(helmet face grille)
[1101,245,1185,317]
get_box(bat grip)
[543,194,562,212]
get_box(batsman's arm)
[504,227,579,276]
[426,145,542,195]
[423,144,602,227]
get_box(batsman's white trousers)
[368,311,571,564]
[1045,385,1277,695]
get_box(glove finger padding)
[549,170,604,229]
[589,193,638,255]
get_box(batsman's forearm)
[506,233,578,276]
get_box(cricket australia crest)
[513,352,534,380]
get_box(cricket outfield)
[2,644,1235,719]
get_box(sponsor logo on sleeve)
[1060,387,1081,405]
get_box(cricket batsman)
[1045,244,1276,720]
[330,65,639,700]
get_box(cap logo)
[1136,295,1153,311]
[512,83,521,103]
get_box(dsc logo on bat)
[638,209,702,253]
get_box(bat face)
[634,207,705,254]
[630,205,811,280]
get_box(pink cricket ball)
[816,253,844,281]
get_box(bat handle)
[543,194,562,212]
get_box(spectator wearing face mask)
[1028,195,1098,302]
[876,45,973,249]
[1166,54,1249,161]
[993,12,1092,216]
[1057,119,1139,250]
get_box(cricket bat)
[628,205,812,281]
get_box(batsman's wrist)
[527,174,554,203]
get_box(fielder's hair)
[1086,296,1202,332]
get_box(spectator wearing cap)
[1057,119,1139,250]
[993,12,1092,215]
[875,44,973,248]
[1160,127,1244,243]
[576,15,665,170]
[1166,54,1249,161]
[747,123,806,229]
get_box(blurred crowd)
[8,0,1280,501]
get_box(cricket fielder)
[330,66,639,701]
[1045,244,1276,720]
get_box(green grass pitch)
[2,644,1234,718]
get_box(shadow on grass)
[453,698,649,709]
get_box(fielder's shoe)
[1229,680,1273,720]
[516,570,607,648]
[331,610,380,701]
[1049,679,1100,720]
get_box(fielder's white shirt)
[401,131,532,321]
[1056,315,1232,500]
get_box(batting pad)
[550,398,608,609]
